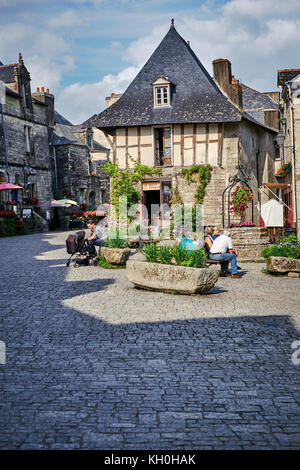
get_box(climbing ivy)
[181,164,212,204]
[103,157,162,215]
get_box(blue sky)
[1,0,300,124]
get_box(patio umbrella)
[56,199,78,206]
[39,199,70,208]
[0,182,23,190]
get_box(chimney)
[213,58,242,108]
[105,92,122,108]
[32,86,55,127]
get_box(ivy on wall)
[181,164,213,204]
[103,156,162,215]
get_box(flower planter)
[266,256,300,274]
[126,260,219,294]
[100,246,131,265]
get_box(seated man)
[86,217,107,257]
[209,229,241,278]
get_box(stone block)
[287,272,300,278]
[126,260,219,294]
[100,246,131,265]
[266,256,300,273]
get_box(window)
[152,76,172,108]
[24,126,33,153]
[155,86,169,106]
[154,127,172,166]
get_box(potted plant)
[126,244,219,294]
[230,187,253,216]
[276,162,291,177]
[262,234,300,274]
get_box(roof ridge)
[278,68,300,73]
[0,63,18,68]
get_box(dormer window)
[152,76,171,108]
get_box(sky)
[1,0,300,125]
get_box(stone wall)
[0,92,53,205]
[230,227,270,258]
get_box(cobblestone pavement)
[0,231,299,449]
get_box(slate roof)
[278,69,300,86]
[54,110,73,126]
[51,124,83,147]
[0,64,17,84]
[241,84,278,110]
[86,24,242,129]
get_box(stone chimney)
[212,58,243,108]
[105,92,122,108]
[32,87,55,128]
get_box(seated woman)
[204,226,214,254]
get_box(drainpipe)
[53,145,58,194]
[1,103,9,182]
[287,83,297,229]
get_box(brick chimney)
[212,58,243,108]
[32,87,54,128]
[105,92,122,108]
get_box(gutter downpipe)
[287,83,297,231]
[50,144,58,194]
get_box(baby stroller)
[66,231,91,267]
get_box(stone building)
[0,54,110,225]
[50,110,110,210]
[0,54,53,207]
[86,22,278,228]
[277,68,300,237]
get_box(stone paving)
[0,231,299,449]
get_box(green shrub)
[105,234,128,248]
[142,243,207,268]
[172,245,207,267]
[262,235,300,259]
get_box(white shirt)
[94,219,107,240]
[210,234,232,254]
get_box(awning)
[263,183,288,190]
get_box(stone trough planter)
[100,246,131,265]
[266,256,300,275]
[126,259,219,294]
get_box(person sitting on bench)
[209,229,241,278]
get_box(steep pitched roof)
[241,84,278,111]
[88,24,242,129]
[0,63,17,84]
[54,110,73,126]
[278,69,300,86]
[51,124,83,147]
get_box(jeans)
[87,238,105,256]
[209,252,237,274]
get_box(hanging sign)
[142,181,160,191]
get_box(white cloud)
[2,0,300,124]
[56,65,139,124]
[47,9,83,28]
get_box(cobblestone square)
[0,231,299,449]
